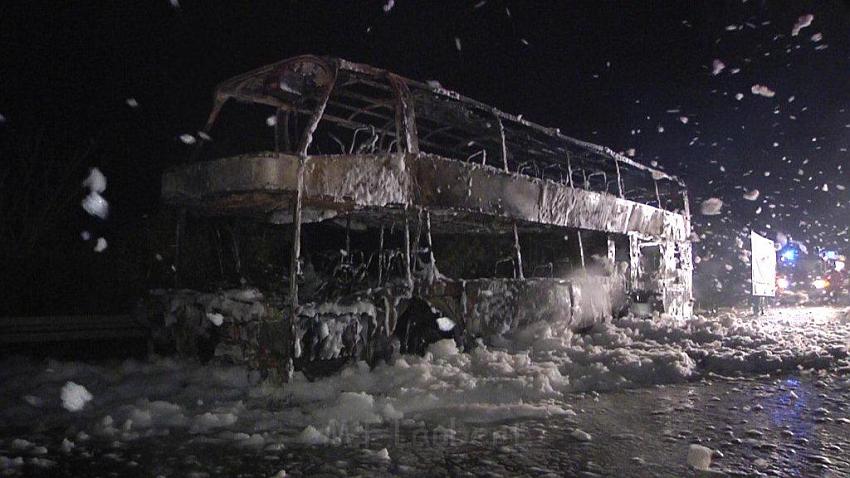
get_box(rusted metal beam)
[285,163,303,382]
[425,209,436,283]
[577,229,586,269]
[496,113,509,172]
[681,189,692,236]
[333,88,395,109]
[326,99,395,125]
[614,157,625,198]
[654,180,662,208]
[378,226,385,285]
[388,73,420,154]
[513,222,524,279]
[174,209,186,287]
[404,211,413,291]
[345,215,351,262]
[285,62,338,381]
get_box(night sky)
[2,1,849,312]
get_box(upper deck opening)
[189,55,688,215]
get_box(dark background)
[1,1,849,314]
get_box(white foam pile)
[60,381,93,412]
[687,444,713,470]
[1,307,848,450]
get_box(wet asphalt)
[4,371,849,477]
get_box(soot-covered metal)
[149,55,693,379]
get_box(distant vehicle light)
[780,248,798,263]
[812,278,829,290]
[777,277,790,289]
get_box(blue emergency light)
[780,246,798,263]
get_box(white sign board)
[751,231,777,297]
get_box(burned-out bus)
[148,55,692,378]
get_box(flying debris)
[791,14,814,37]
[82,168,107,194]
[125,98,139,108]
[679,116,689,124]
[454,37,462,52]
[80,168,109,220]
[750,84,775,98]
[168,0,180,9]
[80,231,91,241]
[711,59,726,76]
[81,191,108,219]
[94,237,108,253]
[179,134,196,145]
[734,93,744,101]
[382,0,395,13]
[266,115,277,127]
[743,189,760,201]
[811,32,823,43]
[700,198,724,216]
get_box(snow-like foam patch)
[60,381,93,412]
[2,307,849,446]
[189,411,238,434]
[297,425,330,445]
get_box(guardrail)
[0,314,150,344]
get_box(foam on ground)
[1,307,848,449]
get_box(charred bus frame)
[157,55,693,377]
